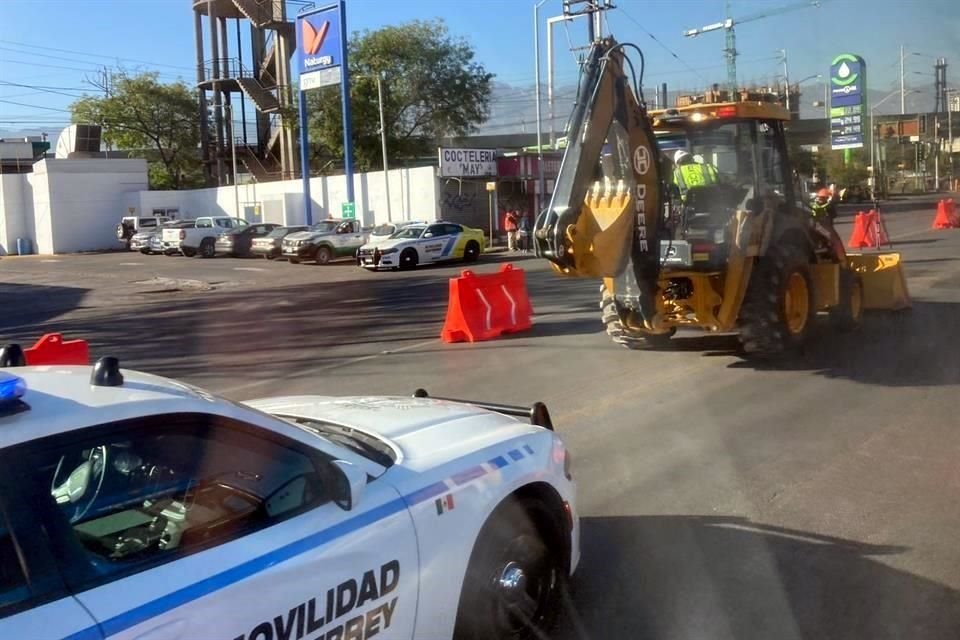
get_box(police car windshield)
[371,224,396,236]
[282,416,395,467]
[392,226,426,239]
[311,221,339,232]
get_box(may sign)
[438,148,497,178]
[829,53,867,150]
[297,5,342,90]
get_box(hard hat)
[673,150,691,164]
[817,188,831,198]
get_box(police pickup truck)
[0,345,577,640]
[161,216,248,258]
[282,219,368,264]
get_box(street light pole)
[779,49,790,112]
[546,14,575,147]
[376,73,392,222]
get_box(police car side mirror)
[331,459,366,511]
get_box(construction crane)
[684,0,822,97]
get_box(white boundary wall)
[126,166,439,228]
[0,161,438,255]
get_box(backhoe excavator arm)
[533,37,665,329]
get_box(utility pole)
[534,0,547,216]
[376,73,392,221]
[779,49,790,112]
[900,45,906,114]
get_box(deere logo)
[832,53,860,87]
[302,19,330,56]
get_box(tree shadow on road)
[555,515,960,640]
[0,283,90,329]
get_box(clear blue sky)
[1,0,957,135]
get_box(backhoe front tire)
[738,243,814,358]
[600,286,675,350]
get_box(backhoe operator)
[672,150,719,197]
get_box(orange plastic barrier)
[847,211,869,249]
[441,264,533,343]
[23,333,90,365]
[849,210,890,249]
[932,199,959,229]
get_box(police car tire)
[399,248,418,271]
[464,240,481,262]
[454,498,563,640]
[600,286,676,350]
[315,246,332,265]
[738,242,814,358]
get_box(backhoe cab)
[534,37,908,357]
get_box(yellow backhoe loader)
[533,37,909,357]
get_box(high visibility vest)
[674,163,718,190]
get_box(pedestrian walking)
[518,211,531,253]
[505,209,519,251]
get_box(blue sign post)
[296,1,355,225]
[829,53,867,151]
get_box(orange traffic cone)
[847,211,868,248]
[932,199,955,229]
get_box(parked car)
[116,215,172,250]
[129,220,191,254]
[162,216,248,258]
[282,219,368,265]
[0,357,577,640]
[357,222,484,270]
[214,223,280,258]
[251,225,308,259]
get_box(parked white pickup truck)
[281,218,369,264]
[161,216,248,257]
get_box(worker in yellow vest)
[672,150,719,197]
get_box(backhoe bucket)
[846,253,911,310]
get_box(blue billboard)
[297,4,342,90]
[829,53,867,150]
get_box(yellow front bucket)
[846,253,911,310]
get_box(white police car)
[0,350,578,640]
[356,222,485,270]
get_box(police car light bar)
[412,389,554,431]
[0,372,27,414]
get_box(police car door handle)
[130,619,187,640]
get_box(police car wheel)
[454,498,563,640]
[315,246,332,265]
[399,248,418,271]
[464,240,480,262]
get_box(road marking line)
[119,262,143,266]
[220,338,439,396]
[233,267,266,272]
[40,259,61,263]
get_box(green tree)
[71,73,202,189]
[306,19,493,171]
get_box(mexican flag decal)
[435,494,455,515]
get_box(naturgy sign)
[297,5,342,89]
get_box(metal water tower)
[193,0,298,186]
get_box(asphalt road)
[2,194,960,639]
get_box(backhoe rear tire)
[600,286,676,350]
[738,243,814,358]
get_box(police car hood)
[246,396,541,466]
[362,237,416,252]
[285,230,336,242]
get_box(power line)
[616,6,708,84]
[0,80,88,99]
[0,39,196,73]
[0,99,72,113]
